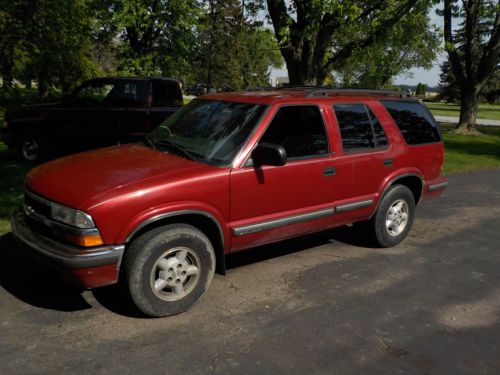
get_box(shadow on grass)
[444,138,500,160]
[0,146,34,222]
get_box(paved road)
[435,115,500,126]
[1,169,500,374]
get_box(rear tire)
[122,224,216,317]
[370,185,415,247]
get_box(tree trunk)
[284,56,306,85]
[455,90,481,135]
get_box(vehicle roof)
[203,88,415,105]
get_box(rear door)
[230,104,338,251]
[328,102,394,220]
[64,79,118,151]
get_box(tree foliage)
[335,2,441,89]
[441,0,500,133]
[265,0,435,85]
[1,0,98,98]
[195,0,282,91]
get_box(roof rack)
[306,88,411,98]
[244,86,411,98]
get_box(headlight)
[51,202,95,229]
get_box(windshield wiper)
[155,140,199,161]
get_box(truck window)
[108,80,148,107]
[152,80,183,107]
[260,105,328,159]
[381,101,440,145]
[73,82,115,105]
[333,104,388,152]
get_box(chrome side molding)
[233,208,335,236]
[335,199,374,213]
[428,181,449,192]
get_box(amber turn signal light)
[64,233,104,247]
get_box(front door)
[230,104,337,251]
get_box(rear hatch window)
[381,101,441,145]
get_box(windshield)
[148,99,267,166]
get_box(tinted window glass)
[260,106,328,159]
[73,82,114,105]
[107,80,148,107]
[367,107,388,147]
[334,104,375,151]
[150,99,266,165]
[152,80,183,107]
[381,101,440,144]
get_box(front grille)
[24,192,52,218]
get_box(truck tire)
[370,184,415,247]
[122,224,216,317]
[18,134,44,162]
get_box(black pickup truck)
[1,77,183,161]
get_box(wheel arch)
[371,173,424,219]
[125,210,226,275]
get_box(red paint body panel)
[22,90,447,287]
[65,263,119,288]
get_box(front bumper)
[11,208,124,288]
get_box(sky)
[269,4,446,87]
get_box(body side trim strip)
[233,208,335,236]
[428,181,449,192]
[335,199,374,213]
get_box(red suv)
[11,88,448,317]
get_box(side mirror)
[251,143,287,167]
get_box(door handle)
[384,159,394,168]
[324,167,336,176]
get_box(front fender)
[116,201,230,250]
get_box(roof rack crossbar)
[306,88,411,98]
[243,86,412,98]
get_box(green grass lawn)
[0,143,33,235]
[426,102,500,121]
[440,124,500,174]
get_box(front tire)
[122,224,216,317]
[371,185,415,247]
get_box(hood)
[25,144,206,209]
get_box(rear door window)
[333,104,388,152]
[381,101,440,145]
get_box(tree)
[196,0,282,91]
[440,55,500,105]
[265,0,429,85]
[415,83,427,96]
[110,0,200,78]
[442,0,500,134]
[335,3,441,89]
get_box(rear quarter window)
[381,101,441,145]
